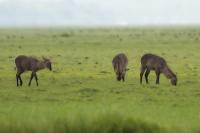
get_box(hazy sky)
[0,0,200,26]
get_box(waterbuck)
[140,53,177,86]
[112,53,128,81]
[15,55,52,86]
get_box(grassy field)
[0,26,200,133]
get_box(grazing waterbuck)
[112,53,128,81]
[15,55,52,86]
[140,53,177,86]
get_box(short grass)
[0,26,200,133]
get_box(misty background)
[0,0,200,26]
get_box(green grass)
[0,27,200,133]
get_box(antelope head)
[42,57,52,71]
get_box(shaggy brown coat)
[140,53,177,86]
[15,55,52,86]
[112,53,128,81]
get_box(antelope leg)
[140,67,145,84]
[28,72,34,86]
[19,75,23,86]
[156,71,160,84]
[34,73,38,86]
[145,69,150,84]
[16,74,19,87]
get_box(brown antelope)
[15,55,52,86]
[140,53,177,86]
[112,53,128,81]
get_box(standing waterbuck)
[140,53,177,86]
[112,53,128,81]
[15,55,52,86]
